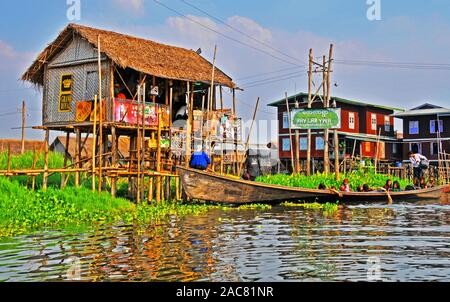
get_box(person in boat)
[189,145,211,171]
[357,185,364,192]
[318,183,327,190]
[392,181,402,192]
[383,179,393,191]
[362,184,373,192]
[340,179,351,192]
[243,149,261,181]
[408,151,429,183]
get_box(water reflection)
[1,200,450,282]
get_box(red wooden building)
[268,93,402,172]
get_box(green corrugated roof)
[267,92,404,112]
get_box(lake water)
[1,198,450,282]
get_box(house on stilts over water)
[22,23,243,201]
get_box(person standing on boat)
[408,151,428,182]
[190,145,211,171]
[243,149,261,181]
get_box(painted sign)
[291,108,341,130]
[59,74,73,112]
[114,99,167,127]
[76,100,106,122]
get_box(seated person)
[392,181,402,192]
[357,185,364,192]
[363,184,373,192]
[340,179,351,192]
[318,183,327,190]
[383,179,393,191]
[189,146,211,171]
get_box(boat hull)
[178,167,447,204]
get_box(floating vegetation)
[281,201,340,214]
[0,177,211,238]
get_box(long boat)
[178,167,448,204]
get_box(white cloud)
[112,0,145,14]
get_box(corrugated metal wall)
[43,34,111,125]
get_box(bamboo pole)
[185,82,192,168]
[156,108,162,203]
[31,145,37,191]
[137,85,142,203]
[169,82,173,128]
[75,129,81,187]
[323,55,330,175]
[285,92,295,174]
[61,131,70,189]
[92,95,98,192]
[375,127,382,174]
[7,143,11,174]
[97,35,104,193]
[43,129,49,191]
[147,177,154,203]
[232,89,238,175]
[21,100,26,155]
[327,44,338,180]
[238,97,260,176]
[111,126,117,197]
[141,83,147,202]
[209,46,217,113]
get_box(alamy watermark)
[67,0,81,21]
[367,0,382,21]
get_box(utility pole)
[328,44,339,180]
[306,48,313,176]
[323,55,330,175]
[21,100,26,154]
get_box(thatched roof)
[22,23,236,88]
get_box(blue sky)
[1,0,450,141]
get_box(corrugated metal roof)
[392,108,450,118]
[268,92,403,111]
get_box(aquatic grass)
[257,170,411,191]
[0,177,213,238]
[281,201,340,214]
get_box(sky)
[1,0,450,142]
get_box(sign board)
[113,99,170,127]
[291,108,341,130]
[59,74,73,112]
[76,100,106,122]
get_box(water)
[1,199,450,282]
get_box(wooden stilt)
[147,177,154,203]
[111,126,118,197]
[92,95,98,192]
[43,129,49,191]
[156,108,162,203]
[31,145,37,191]
[75,128,81,187]
[97,35,104,193]
[61,131,70,189]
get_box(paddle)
[380,188,393,205]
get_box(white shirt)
[409,153,427,168]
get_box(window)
[384,116,391,132]
[410,142,422,154]
[282,112,289,129]
[431,142,441,155]
[393,143,399,154]
[348,112,355,130]
[282,138,291,151]
[371,114,377,131]
[300,137,308,151]
[409,121,419,135]
[316,137,325,151]
[430,120,444,134]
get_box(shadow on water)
[1,196,450,282]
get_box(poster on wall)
[76,100,106,122]
[59,74,73,112]
[113,98,159,127]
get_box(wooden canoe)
[178,167,448,204]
